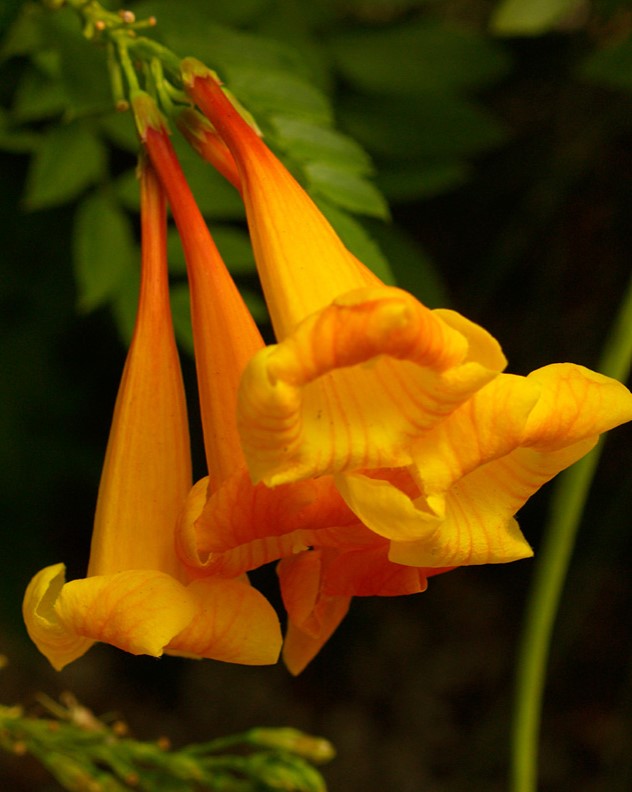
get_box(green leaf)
[226,67,331,125]
[242,289,269,324]
[162,0,271,26]
[12,66,67,123]
[24,122,106,210]
[115,149,245,220]
[306,162,389,218]
[133,2,309,78]
[337,0,428,11]
[317,199,395,284]
[41,6,112,115]
[98,110,141,154]
[378,160,467,202]
[174,139,245,218]
[111,257,141,345]
[331,20,509,95]
[340,93,505,160]
[272,116,372,173]
[114,169,144,212]
[0,108,40,152]
[166,228,187,275]
[170,283,194,355]
[366,220,449,307]
[73,190,136,313]
[213,225,257,274]
[0,2,45,61]
[167,224,256,275]
[490,0,585,35]
[581,39,632,91]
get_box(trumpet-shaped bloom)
[141,99,369,587]
[138,95,362,586]
[140,94,460,672]
[182,60,632,577]
[182,60,508,489]
[23,157,281,670]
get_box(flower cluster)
[24,59,632,675]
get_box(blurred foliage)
[2,0,630,348]
[1,0,632,790]
[0,688,334,791]
[0,0,519,350]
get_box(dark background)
[1,1,632,789]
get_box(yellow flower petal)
[338,469,534,566]
[523,364,632,450]
[23,564,197,671]
[177,471,355,578]
[338,364,632,567]
[24,564,282,669]
[239,287,505,485]
[277,552,350,675]
[336,472,441,543]
[409,373,542,495]
[167,577,282,665]
[389,441,599,567]
[23,564,94,672]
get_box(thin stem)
[43,0,183,110]
[511,272,632,792]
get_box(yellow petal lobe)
[239,287,505,485]
[338,364,632,568]
[24,565,197,670]
[278,552,350,676]
[23,564,94,672]
[523,364,632,449]
[177,471,355,578]
[167,577,282,665]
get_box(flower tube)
[23,158,282,670]
[134,94,359,577]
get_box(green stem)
[43,0,184,109]
[511,272,632,792]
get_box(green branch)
[511,271,632,792]
[0,695,334,792]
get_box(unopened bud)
[130,91,169,140]
[249,728,335,763]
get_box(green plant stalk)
[511,272,632,792]
[44,0,184,104]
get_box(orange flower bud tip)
[175,107,216,143]
[130,91,169,140]
[180,58,263,137]
[118,9,136,23]
[180,57,222,88]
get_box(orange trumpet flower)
[23,156,281,670]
